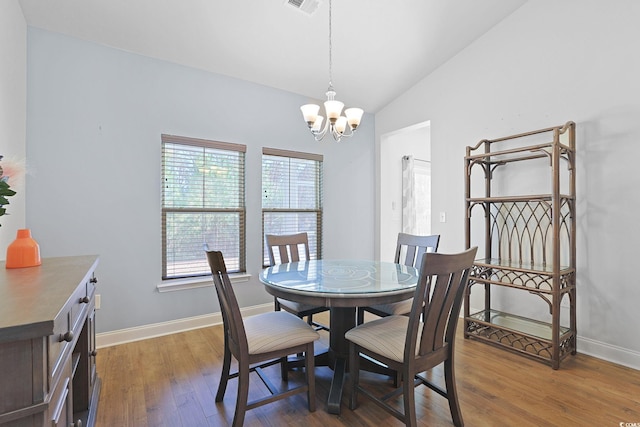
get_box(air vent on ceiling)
[285,0,322,16]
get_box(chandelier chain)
[328,0,333,87]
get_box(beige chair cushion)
[277,298,321,313]
[368,299,413,316]
[345,315,422,363]
[244,311,320,355]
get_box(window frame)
[161,134,246,280]
[261,147,323,267]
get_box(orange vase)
[5,228,42,269]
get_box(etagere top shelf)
[465,142,574,165]
[465,122,576,165]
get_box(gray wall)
[376,0,640,368]
[25,28,375,333]
[0,0,26,245]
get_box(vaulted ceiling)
[18,0,527,112]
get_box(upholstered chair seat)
[345,315,424,362]
[244,311,320,354]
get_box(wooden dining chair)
[206,250,320,427]
[345,247,477,427]
[357,233,440,324]
[266,232,330,332]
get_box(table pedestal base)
[287,307,398,414]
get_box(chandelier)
[300,0,363,142]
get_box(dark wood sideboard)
[0,255,101,427]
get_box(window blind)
[262,148,323,266]
[162,135,246,279]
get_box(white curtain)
[402,155,416,234]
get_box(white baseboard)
[578,336,640,371]
[96,303,273,348]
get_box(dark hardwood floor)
[95,313,640,426]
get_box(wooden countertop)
[0,255,99,342]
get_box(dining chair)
[266,232,330,332]
[206,250,320,427]
[357,233,440,324]
[345,247,477,427]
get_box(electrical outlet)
[95,294,101,310]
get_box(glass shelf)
[468,309,569,341]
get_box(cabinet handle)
[80,296,90,303]
[90,276,98,284]
[61,331,74,342]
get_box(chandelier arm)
[311,118,357,143]
[338,128,355,138]
[331,128,355,141]
[311,119,330,141]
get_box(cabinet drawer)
[49,358,72,427]
[49,281,89,382]
[69,282,90,335]
[86,274,97,299]
[49,310,71,382]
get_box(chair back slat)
[395,233,440,269]
[266,232,310,266]
[206,250,248,355]
[405,247,477,360]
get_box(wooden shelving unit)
[464,122,576,369]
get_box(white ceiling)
[18,0,527,113]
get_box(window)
[162,135,246,279]
[262,148,323,266]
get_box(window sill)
[157,272,252,293]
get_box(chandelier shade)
[300,0,363,142]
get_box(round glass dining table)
[259,259,419,414]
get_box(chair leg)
[393,370,402,388]
[348,343,360,410]
[232,361,250,427]
[444,357,464,427]
[216,333,232,402]
[305,342,316,412]
[297,313,308,357]
[280,355,289,382]
[402,367,417,427]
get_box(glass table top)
[259,259,419,297]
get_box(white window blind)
[262,148,323,266]
[162,135,246,279]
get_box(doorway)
[379,121,431,261]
